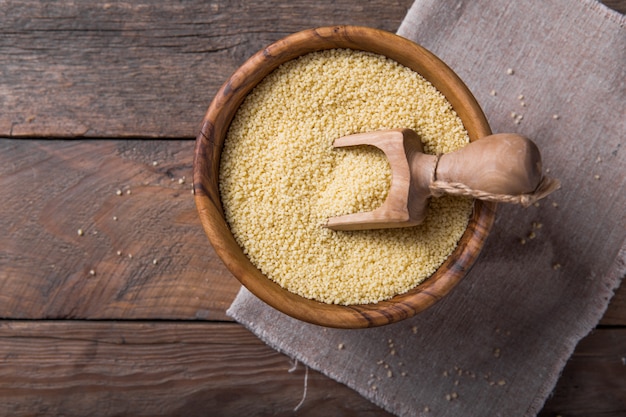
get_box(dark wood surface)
[1,1,624,416]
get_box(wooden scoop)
[325,128,560,231]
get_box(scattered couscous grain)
[77,228,84,236]
[116,189,123,196]
[220,49,472,305]
[506,68,514,75]
[510,111,523,125]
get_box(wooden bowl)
[193,26,496,328]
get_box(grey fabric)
[227,0,626,415]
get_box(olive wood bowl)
[193,26,496,328]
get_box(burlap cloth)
[227,0,626,415]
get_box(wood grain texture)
[603,0,626,13]
[0,321,622,417]
[0,0,413,138]
[2,0,621,139]
[0,139,237,320]
[604,283,626,325]
[538,327,626,417]
[0,321,394,417]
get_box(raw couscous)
[219,49,473,305]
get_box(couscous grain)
[220,49,472,305]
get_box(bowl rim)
[193,25,496,328]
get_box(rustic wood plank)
[1,138,623,323]
[603,0,626,13]
[0,139,238,320]
[604,281,626,326]
[0,0,414,138]
[0,320,623,417]
[539,327,626,417]
[0,321,393,417]
[2,0,622,140]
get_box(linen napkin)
[227,0,626,415]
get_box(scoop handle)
[432,134,543,196]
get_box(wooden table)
[1,1,624,415]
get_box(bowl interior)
[193,26,496,328]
